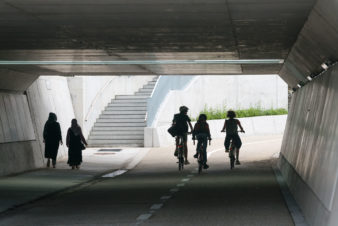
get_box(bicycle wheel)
[229,146,235,170]
[198,142,203,174]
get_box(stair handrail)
[145,76,160,122]
[84,78,115,122]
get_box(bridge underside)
[2,0,338,226]
[0,0,316,91]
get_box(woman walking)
[66,119,87,169]
[43,112,63,168]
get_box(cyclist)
[221,110,245,165]
[192,114,211,169]
[172,106,193,165]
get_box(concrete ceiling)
[0,0,316,76]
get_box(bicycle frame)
[176,135,185,171]
[197,138,204,174]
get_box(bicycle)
[229,139,236,170]
[221,130,244,170]
[175,135,185,171]
[194,135,211,174]
[197,138,204,174]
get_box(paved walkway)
[0,148,149,213]
[0,135,294,226]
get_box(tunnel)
[1,0,338,225]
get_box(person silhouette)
[66,119,87,169]
[43,112,63,168]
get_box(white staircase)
[88,77,157,147]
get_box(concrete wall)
[278,65,338,226]
[0,92,39,176]
[145,115,287,147]
[27,76,75,160]
[152,75,287,126]
[68,76,155,138]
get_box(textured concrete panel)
[0,93,36,143]
[279,65,338,226]
[280,0,338,88]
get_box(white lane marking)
[207,139,282,158]
[177,183,185,187]
[181,178,190,182]
[102,169,128,178]
[136,213,152,221]
[170,188,179,193]
[160,196,171,200]
[151,204,163,210]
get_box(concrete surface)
[0,135,296,226]
[27,76,76,160]
[68,76,155,138]
[278,64,338,226]
[150,75,287,127]
[145,115,287,147]
[0,147,149,214]
[0,0,316,75]
[280,0,338,88]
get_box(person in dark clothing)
[43,112,63,168]
[221,110,245,165]
[172,106,193,164]
[66,119,87,170]
[192,114,212,169]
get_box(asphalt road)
[0,135,294,226]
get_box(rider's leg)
[202,136,208,166]
[183,134,189,164]
[234,134,242,164]
[224,135,232,152]
[174,137,179,156]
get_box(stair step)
[139,88,153,91]
[100,114,145,119]
[92,127,144,131]
[97,118,145,123]
[89,134,144,140]
[135,92,151,96]
[108,102,146,107]
[88,143,143,148]
[102,110,146,115]
[91,130,144,135]
[94,122,146,127]
[116,95,149,100]
[143,84,155,89]
[105,106,147,111]
[112,99,148,103]
[88,139,143,144]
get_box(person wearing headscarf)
[66,119,87,169]
[43,112,63,168]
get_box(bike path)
[0,148,149,214]
[0,135,294,226]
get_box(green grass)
[192,106,288,121]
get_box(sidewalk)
[0,147,149,214]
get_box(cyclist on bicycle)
[192,114,211,169]
[173,106,193,165]
[221,110,245,165]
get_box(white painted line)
[177,183,185,187]
[160,196,171,200]
[170,188,179,193]
[207,139,282,158]
[136,213,152,221]
[151,204,163,210]
[102,169,128,178]
[181,178,190,182]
